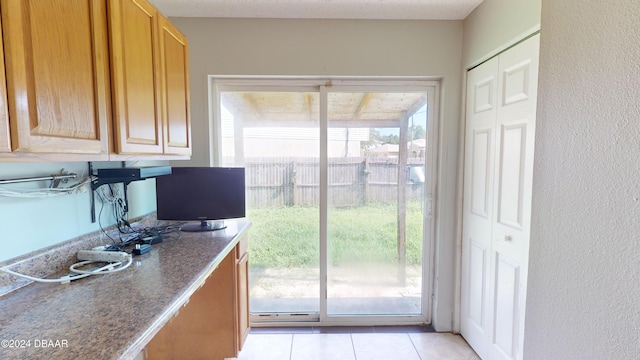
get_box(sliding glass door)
[219,88,321,321]
[326,90,427,317]
[215,79,437,325]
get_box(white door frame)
[210,77,440,326]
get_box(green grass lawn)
[247,201,424,269]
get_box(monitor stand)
[181,220,227,232]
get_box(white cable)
[0,267,90,283]
[0,176,91,198]
[0,253,133,284]
[0,259,125,285]
[69,255,132,275]
[96,183,122,204]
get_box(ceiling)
[221,91,427,128]
[150,0,483,20]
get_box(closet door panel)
[468,242,488,326]
[471,129,492,218]
[502,59,533,106]
[490,34,540,360]
[461,56,499,360]
[492,253,520,360]
[496,123,527,229]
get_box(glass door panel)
[216,82,434,324]
[326,91,427,316]
[220,90,320,318]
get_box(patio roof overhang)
[221,91,427,128]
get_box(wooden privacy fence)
[231,157,426,208]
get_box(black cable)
[95,187,118,244]
[129,222,186,244]
[97,184,185,246]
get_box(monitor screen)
[155,167,246,232]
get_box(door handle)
[238,252,249,265]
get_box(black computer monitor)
[155,167,246,232]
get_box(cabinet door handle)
[237,252,249,265]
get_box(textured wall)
[525,0,640,358]
[462,0,541,68]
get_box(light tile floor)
[232,332,480,360]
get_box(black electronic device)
[139,234,163,245]
[97,166,172,182]
[155,167,246,232]
[132,244,151,256]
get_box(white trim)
[209,76,439,326]
[250,317,429,328]
[319,85,329,322]
[423,82,440,325]
[453,67,468,334]
[207,77,220,166]
[211,76,441,89]
[251,313,320,323]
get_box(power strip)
[77,250,131,263]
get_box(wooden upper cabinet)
[0,15,10,153]
[158,15,191,156]
[108,0,163,155]
[0,0,110,155]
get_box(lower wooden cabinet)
[0,12,9,154]
[146,239,250,360]
[236,235,250,352]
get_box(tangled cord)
[0,252,133,285]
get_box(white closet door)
[461,34,540,360]
[489,34,539,360]
[461,55,499,360]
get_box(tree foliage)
[360,125,425,154]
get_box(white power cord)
[69,255,132,275]
[96,183,122,204]
[0,176,91,198]
[0,252,133,284]
[0,266,93,284]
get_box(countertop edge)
[119,222,252,360]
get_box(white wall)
[462,0,541,68]
[524,1,640,358]
[0,161,161,263]
[171,17,463,330]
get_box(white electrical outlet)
[77,250,130,263]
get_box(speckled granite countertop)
[0,220,251,360]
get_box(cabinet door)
[236,238,250,351]
[158,15,191,156]
[1,0,110,155]
[108,0,163,155]
[146,250,237,359]
[0,14,9,153]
